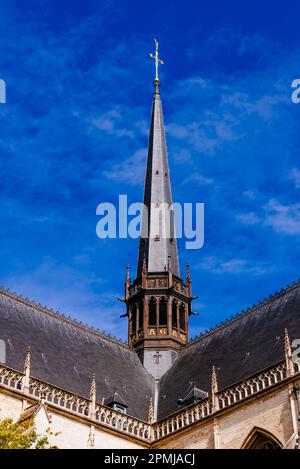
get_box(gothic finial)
[22,346,31,395]
[142,254,147,275]
[89,373,96,419]
[284,328,294,377]
[125,265,131,301]
[148,397,154,424]
[90,373,96,402]
[149,38,164,91]
[24,346,31,374]
[186,264,191,281]
[211,366,219,412]
[186,264,192,297]
[211,365,218,394]
[284,328,291,355]
[142,255,147,288]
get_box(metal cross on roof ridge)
[149,38,164,82]
[153,350,162,365]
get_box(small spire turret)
[284,328,294,377]
[211,366,219,412]
[89,373,97,419]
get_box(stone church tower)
[124,74,193,379]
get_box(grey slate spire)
[137,80,180,278]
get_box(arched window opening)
[258,440,281,449]
[242,428,282,449]
[179,304,186,331]
[139,302,144,329]
[131,304,137,333]
[159,298,167,326]
[172,302,177,328]
[149,298,156,326]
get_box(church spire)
[124,40,192,379]
[137,39,179,277]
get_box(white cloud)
[173,149,192,164]
[264,199,300,235]
[243,190,256,200]
[196,256,272,276]
[236,212,260,225]
[103,148,146,185]
[236,199,300,235]
[89,108,135,138]
[222,90,285,120]
[181,172,214,186]
[289,168,300,189]
[168,122,220,154]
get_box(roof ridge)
[188,277,300,346]
[0,285,128,349]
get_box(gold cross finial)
[149,38,164,82]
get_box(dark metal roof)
[103,391,128,408]
[137,86,180,277]
[178,384,208,407]
[0,290,154,421]
[158,280,300,419]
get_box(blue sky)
[0,0,299,341]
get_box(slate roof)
[0,289,154,421]
[158,279,300,419]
